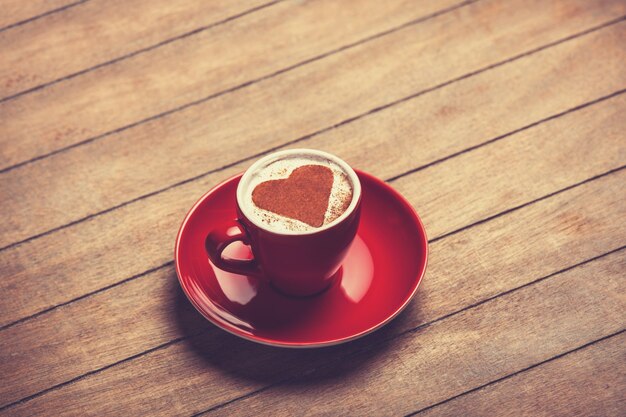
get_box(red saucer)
[175,170,428,347]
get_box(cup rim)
[236,149,362,236]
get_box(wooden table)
[1,0,625,415]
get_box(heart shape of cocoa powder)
[252,165,333,227]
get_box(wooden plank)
[0,0,465,168]
[1,114,624,408]
[1,23,624,327]
[418,332,626,417]
[1,0,624,248]
[0,0,276,98]
[210,251,626,417]
[0,0,78,30]
[0,22,624,327]
[6,232,625,416]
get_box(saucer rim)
[175,169,428,348]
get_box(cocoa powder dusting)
[325,173,353,223]
[252,165,334,227]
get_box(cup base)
[269,268,343,298]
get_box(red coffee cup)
[205,149,362,297]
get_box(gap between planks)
[1,178,624,412]
[1,2,624,412]
[0,17,623,254]
[405,329,626,416]
[0,0,477,172]
[187,252,626,415]
[0,0,89,34]
[0,0,286,103]
[0,88,623,332]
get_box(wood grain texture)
[0,0,271,98]
[2,1,624,414]
[6,242,625,416]
[1,22,624,328]
[1,0,623,248]
[0,0,78,30]
[211,251,626,416]
[0,0,464,169]
[419,332,626,417]
[1,139,624,410]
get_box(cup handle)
[205,220,263,277]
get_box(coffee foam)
[240,155,354,233]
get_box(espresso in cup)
[239,154,354,233]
